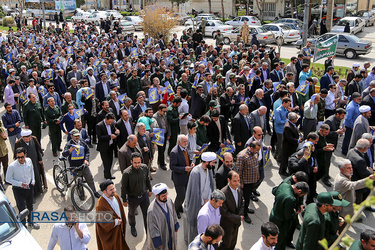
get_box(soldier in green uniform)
[206,100,220,117]
[17,54,31,73]
[349,230,375,250]
[195,115,211,146]
[33,57,44,73]
[296,192,341,250]
[23,93,46,144]
[211,65,222,83]
[127,69,141,103]
[177,73,192,93]
[44,97,62,157]
[315,124,333,182]
[215,74,226,97]
[166,97,182,154]
[325,191,350,247]
[60,92,78,115]
[270,182,309,250]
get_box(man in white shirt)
[325,83,340,119]
[47,205,91,250]
[6,147,39,229]
[250,222,279,250]
[178,89,192,135]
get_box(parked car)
[118,20,135,33]
[200,20,233,37]
[0,190,42,249]
[197,13,218,19]
[274,18,303,28]
[262,23,300,44]
[86,11,109,25]
[222,25,275,45]
[358,11,375,26]
[331,17,365,34]
[184,16,217,26]
[71,11,91,22]
[295,33,372,59]
[225,15,261,28]
[106,10,123,20]
[122,16,143,31]
[283,23,303,37]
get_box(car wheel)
[223,37,230,45]
[276,36,284,45]
[345,49,356,59]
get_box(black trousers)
[99,145,114,179]
[128,192,150,231]
[243,183,256,216]
[157,140,167,167]
[306,173,317,204]
[86,116,97,143]
[174,182,187,213]
[13,185,34,224]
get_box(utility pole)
[302,0,309,47]
[326,0,333,32]
[42,0,46,28]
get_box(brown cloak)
[96,193,130,250]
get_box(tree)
[141,6,177,44]
[17,0,25,21]
[208,0,212,13]
[76,0,86,8]
[254,0,266,21]
[221,0,225,21]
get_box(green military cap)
[183,60,190,66]
[317,192,341,206]
[209,100,220,108]
[217,74,225,79]
[329,191,350,207]
[213,65,222,70]
[229,73,236,79]
[189,48,194,52]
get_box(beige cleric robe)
[96,193,130,250]
[147,197,179,250]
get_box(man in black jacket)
[232,104,251,156]
[207,110,231,153]
[215,152,234,190]
[219,87,235,121]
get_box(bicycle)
[53,156,95,213]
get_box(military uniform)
[324,211,340,246]
[348,240,363,250]
[126,76,141,102]
[270,183,298,250]
[23,100,45,143]
[162,77,175,92]
[61,100,78,115]
[177,80,192,93]
[166,104,180,154]
[195,121,209,146]
[296,203,326,250]
[17,61,31,73]
[45,105,62,154]
[240,24,250,45]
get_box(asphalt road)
[2,21,375,249]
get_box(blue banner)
[82,88,93,99]
[5,53,12,62]
[130,48,138,58]
[216,142,235,161]
[46,69,54,81]
[71,145,84,160]
[296,80,309,96]
[152,128,165,146]
[66,46,73,56]
[192,73,200,89]
[264,148,271,166]
[148,87,159,104]
[38,86,48,99]
[74,107,85,119]
[273,82,281,92]
[27,69,33,75]
[73,40,81,49]
[194,143,209,159]
[118,93,127,104]
[19,92,28,105]
[164,81,175,95]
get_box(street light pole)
[302,0,309,48]
[42,0,46,28]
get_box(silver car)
[331,17,365,34]
[295,33,372,59]
[118,20,135,34]
[222,25,275,45]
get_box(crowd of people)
[0,16,375,250]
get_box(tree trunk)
[208,0,212,13]
[221,0,225,21]
[246,0,249,15]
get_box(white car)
[262,23,300,44]
[122,16,143,31]
[225,15,261,28]
[106,10,123,20]
[71,11,91,22]
[184,16,217,26]
[187,20,233,37]
[86,11,109,25]
[331,17,365,34]
[118,20,135,33]
[0,190,42,249]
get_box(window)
[243,17,249,21]
[264,3,276,18]
[338,35,349,43]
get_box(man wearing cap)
[23,93,46,143]
[45,97,62,156]
[296,192,340,250]
[121,152,152,237]
[325,191,349,247]
[270,182,309,250]
[184,151,215,244]
[62,128,100,198]
[96,180,130,250]
[147,183,180,250]
[205,100,220,117]
[349,105,372,149]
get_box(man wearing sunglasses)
[6,147,40,229]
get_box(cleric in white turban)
[349,105,372,149]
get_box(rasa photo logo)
[32,211,114,223]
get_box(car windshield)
[256,27,267,33]
[280,25,291,30]
[362,12,369,17]
[215,21,225,25]
[346,34,361,42]
[337,20,354,26]
[0,202,19,243]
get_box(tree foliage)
[141,6,177,44]
[76,0,86,8]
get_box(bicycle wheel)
[71,182,95,212]
[53,165,67,192]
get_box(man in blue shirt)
[2,102,22,152]
[43,84,62,108]
[274,97,291,163]
[342,92,361,155]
